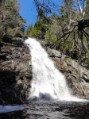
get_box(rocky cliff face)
[0,38,89,104]
[0,38,32,104]
[48,48,89,99]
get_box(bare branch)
[77,0,83,14]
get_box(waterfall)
[24,38,85,101]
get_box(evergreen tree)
[26,8,49,39]
[60,0,76,30]
[0,0,25,41]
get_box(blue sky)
[18,0,37,28]
[18,0,62,28]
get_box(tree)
[60,0,77,29]
[34,0,52,15]
[85,0,89,18]
[0,0,25,41]
[27,8,49,39]
[31,0,89,67]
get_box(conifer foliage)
[0,0,25,41]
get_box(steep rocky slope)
[0,38,89,104]
[0,38,32,104]
[48,48,89,98]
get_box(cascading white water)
[24,38,86,101]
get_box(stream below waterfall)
[0,101,89,119]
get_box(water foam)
[24,38,87,102]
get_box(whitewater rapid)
[24,38,86,102]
